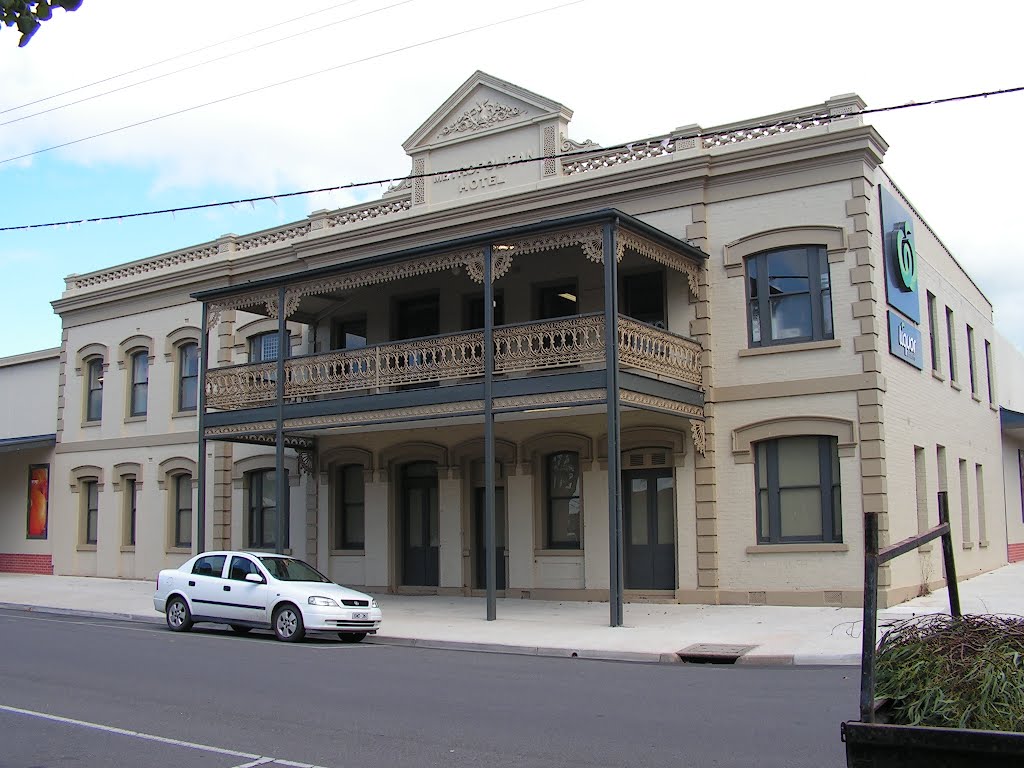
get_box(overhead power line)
[0,0,417,128]
[0,0,587,166]
[0,0,367,116]
[0,84,1020,233]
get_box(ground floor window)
[83,479,99,544]
[174,474,192,548]
[755,436,841,543]
[546,451,582,548]
[124,477,138,546]
[334,464,365,550]
[248,469,288,549]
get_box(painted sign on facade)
[27,464,49,539]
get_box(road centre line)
[0,704,331,768]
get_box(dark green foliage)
[875,614,1024,733]
[1,0,82,47]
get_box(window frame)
[984,340,995,405]
[173,473,193,548]
[85,358,104,422]
[926,291,940,374]
[129,350,149,417]
[249,331,282,363]
[966,324,977,396]
[124,476,138,546]
[83,479,99,545]
[334,464,365,550]
[945,306,958,383]
[545,451,582,549]
[177,342,199,413]
[745,246,833,348]
[754,436,842,545]
[247,469,289,550]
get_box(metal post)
[937,491,961,618]
[484,245,496,621]
[603,222,623,627]
[196,302,209,553]
[859,511,880,723]
[275,286,287,555]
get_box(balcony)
[205,313,701,411]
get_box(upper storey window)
[85,359,104,422]
[178,343,199,412]
[745,246,833,347]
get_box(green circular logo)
[895,225,917,292]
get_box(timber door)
[623,470,676,590]
[401,462,439,587]
[472,486,506,590]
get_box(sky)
[1,0,1022,359]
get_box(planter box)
[842,720,1024,767]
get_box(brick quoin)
[0,553,53,574]
[1009,543,1024,564]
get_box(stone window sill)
[166,547,191,555]
[120,545,136,553]
[534,549,583,557]
[738,339,841,357]
[746,543,849,554]
[77,544,97,552]
[329,549,365,557]
[931,370,946,383]
[950,380,962,391]
[124,415,147,424]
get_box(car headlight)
[371,598,379,609]
[308,596,339,607]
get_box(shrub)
[875,614,1024,733]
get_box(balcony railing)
[205,313,701,410]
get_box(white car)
[153,551,382,643]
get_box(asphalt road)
[0,607,857,767]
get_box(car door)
[186,554,228,620]
[217,555,271,626]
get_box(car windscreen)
[257,556,331,583]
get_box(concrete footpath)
[1,562,1021,666]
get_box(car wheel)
[339,632,367,644]
[165,596,193,632]
[272,604,305,642]
[229,624,252,635]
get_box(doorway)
[623,469,676,590]
[400,462,439,587]
[472,486,506,590]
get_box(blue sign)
[888,311,924,369]
[879,188,921,324]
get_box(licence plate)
[352,612,369,620]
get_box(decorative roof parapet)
[69,241,224,290]
[561,93,866,178]
[66,195,413,293]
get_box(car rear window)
[192,555,226,577]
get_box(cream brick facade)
[1,73,1018,607]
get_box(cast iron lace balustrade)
[204,313,701,410]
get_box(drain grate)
[676,643,755,664]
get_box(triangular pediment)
[403,71,572,152]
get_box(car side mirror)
[245,573,264,584]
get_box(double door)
[623,470,676,591]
